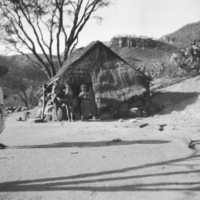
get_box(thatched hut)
[51,41,150,118]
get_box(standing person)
[0,66,9,149]
[51,78,62,121]
[64,84,74,122]
[79,84,90,120]
[51,78,61,102]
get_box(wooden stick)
[47,77,60,87]
[38,77,61,95]
[41,84,45,120]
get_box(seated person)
[23,100,44,123]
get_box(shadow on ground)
[11,140,170,149]
[0,151,199,192]
[152,91,199,115]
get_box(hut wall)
[60,42,150,119]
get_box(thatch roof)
[53,41,150,102]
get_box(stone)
[130,119,137,123]
[129,107,142,118]
[141,110,148,117]
[119,118,123,122]
[139,123,149,128]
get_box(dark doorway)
[71,83,93,119]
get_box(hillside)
[111,45,178,65]
[160,21,200,49]
[2,73,200,200]
[0,37,179,77]
[0,55,13,69]
[4,54,57,78]
[0,38,180,84]
[0,53,63,82]
[110,37,179,67]
[0,54,50,107]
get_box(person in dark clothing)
[63,84,74,122]
[79,84,90,120]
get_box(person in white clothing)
[0,65,9,149]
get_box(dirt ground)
[1,76,200,200]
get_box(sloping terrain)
[1,74,200,200]
[111,44,179,66]
[0,54,49,81]
[160,21,200,48]
[0,54,49,106]
[152,75,200,119]
[4,54,56,77]
[110,36,178,64]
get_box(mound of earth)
[152,75,200,119]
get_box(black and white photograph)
[0,0,200,199]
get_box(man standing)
[0,65,9,149]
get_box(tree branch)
[16,2,54,71]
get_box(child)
[79,84,90,120]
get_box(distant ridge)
[0,35,180,83]
[160,21,200,49]
[109,36,179,66]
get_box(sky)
[76,0,200,47]
[3,0,200,54]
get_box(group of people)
[37,79,93,122]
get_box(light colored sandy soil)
[1,76,200,200]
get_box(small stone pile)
[99,98,163,120]
[5,106,28,114]
[118,100,147,118]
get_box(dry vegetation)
[160,21,200,48]
[1,21,200,108]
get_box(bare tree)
[0,0,113,79]
[1,68,45,108]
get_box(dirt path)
[1,76,200,200]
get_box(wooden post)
[41,84,45,120]
[89,86,97,117]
